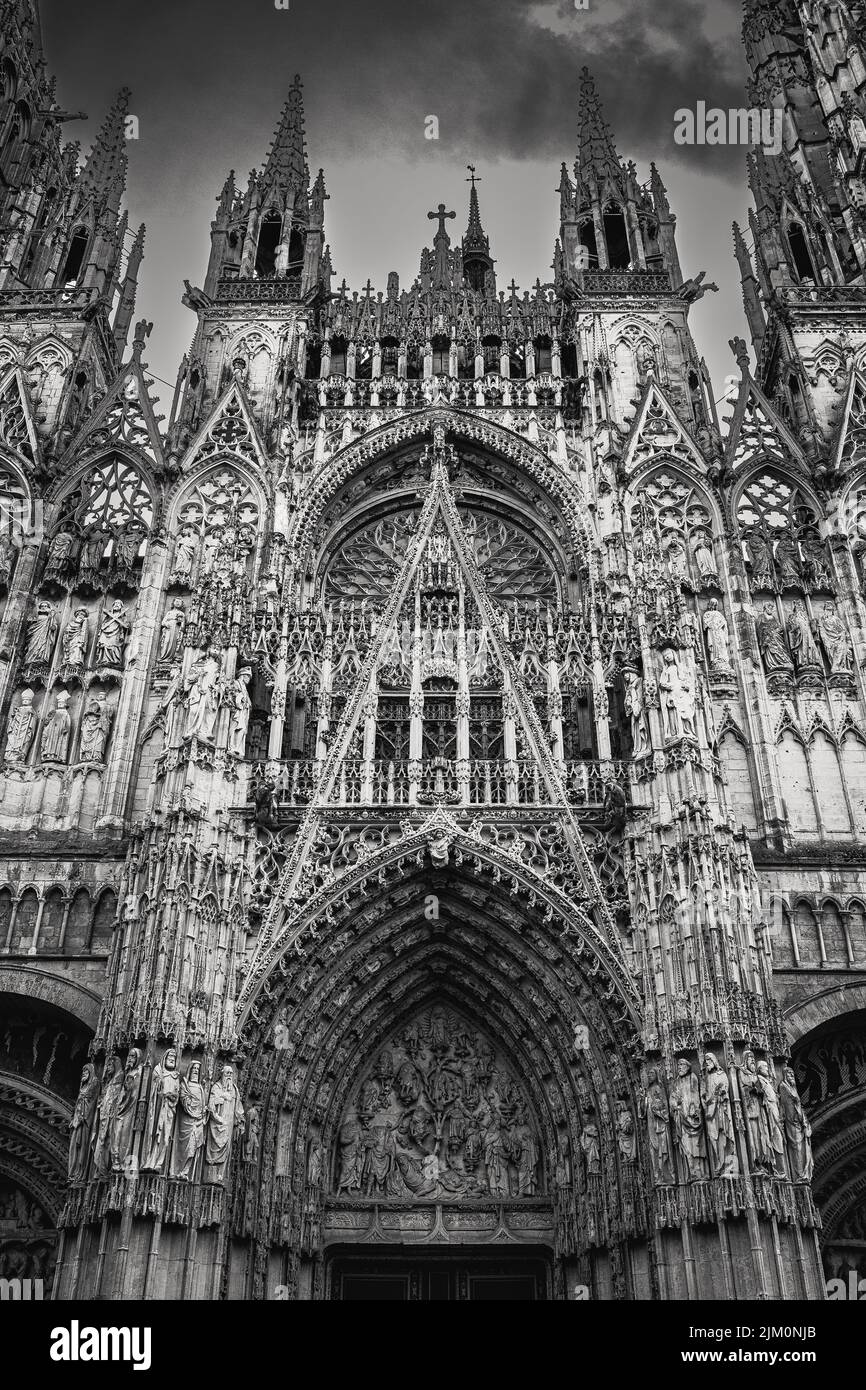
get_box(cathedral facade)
[0,0,864,1301]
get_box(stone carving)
[4,687,36,763]
[623,670,648,755]
[0,532,16,589]
[739,1050,783,1175]
[184,658,220,742]
[112,521,146,587]
[745,528,775,590]
[24,599,59,666]
[817,603,852,675]
[42,529,78,587]
[644,1067,674,1184]
[159,666,184,748]
[61,608,89,668]
[110,1048,144,1172]
[702,599,733,674]
[670,1058,708,1181]
[616,1103,636,1163]
[774,531,802,589]
[691,531,718,584]
[756,603,793,673]
[785,600,821,672]
[92,1055,123,1176]
[204,1064,244,1183]
[170,529,198,586]
[68,1063,99,1181]
[142,1047,180,1173]
[333,1006,540,1200]
[78,697,114,764]
[780,1064,813,1182]
[658,649,696,740]
[225,666,252,757]
[77,523,111,589]
[95,600,130,670]
[158,598,187,662]
[244,1106,261,1166]
[40,690,71,763]
[172,1061,206,1181]
[580,1119,601,1177]
[701,1053,738,1178]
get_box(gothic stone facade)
[0,0,864,1300]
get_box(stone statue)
[817,603,852,674]
[755,1060,786,1175]
[110,1047,144,1172]
[780,1064,813,1182]
[580,1118,601,1177]
[68,1062,99,1181]
[112,521,146,584]
[306,1137,322,1186]
[756,603,793,673]
[800,531,832,591]
[616,1103,636,1164]
[336,1119,365,1193]
[170,529,198,586]
[24,599,59,666]
[244,1106,261,1166]
[184,658,220,742]
[4,687,37,763]
[172,1060,206,1180]
[158,598,187,662]
[142,1047,180,1173]
[0,531,16,588]
[644,1067,674,1184]
[623,670,648,754]
[226,666,252,757]
[42,528,78,587]
[61,607,89,667]
[666,538,688,582]
[92,1055,124,1177]
[702,599,733,673]
[159,666,184,748]
[774,531,802,588]
[691,531,718,583]
[78,522,111,588]
[658,648,696,739]
[670,1058,709,1180]
[701,1053,739,1178]
[40,689,71,763]
[78,697,114,764]
[745,528,775,589]
[95,600,130,669]
[204,1064,244,1183]
[786,600,821,671]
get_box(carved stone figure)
[670,1058,709,1180]
[158,598,187,662]
[616,1104,637,1164]
[336,1119,365,1193]
[739,1050,774,1172]
[774,531,802,588]
[68,1063,99,1181]
[817,603,852,674]
[755,1061,785,1176]
[204,1064,244,1183]
[172,1061,206,1180]
[244,1106,261,1166]
[92,1055,123,1177]
[658,648,696,739]
[780,1064,813,1182]
[95,600,130,669]
[61,607,89,667]
[78,697,113,764]
[756,603,793,673]
[580,1119,601,1177]
[112,520,146,585]
[24,599,59,666]
[623,670,648,754]
[42,528,78,587]
[142,1047,180,1173]
[170,529,198,585]
[702,599,733,673]
[0,531,16,588]
[644,1068,674,1184]
[78,523,111,588]
[40,689,71,763]
[745,527,775,589]
[800,531,833,591]
[110,1047,144,1172]
[4,687,36,763]
[785,600,820,672]
[701,1053,739,1178]
[159,666,184,748]
[226,666,252,757]
[184,659,219,742]
[691,531,718,583]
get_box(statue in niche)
[817,603,853,674]
[670,1058,709,1181]
[142,1047,180,1173]
[68,1063,99,1181]
[4,687,37,763]
[644,1068,674,1184]
[42,528,79,587]
[110,1048,144,1172]
[756,603,793,673]
[184,658,219,742]
[755,1061,785,1175]
[780,1064,813,1182]
[225,666,252,757]
[0,531,16,589]
[40,689,71,763]
[616,1103,637,1164]
[623,670,648,755]
[702,599,733,674]
[744,527,775,590]
[691,531,718,584]
[739,1050,776,1173]
[77,522,112,588]
[786,600,821,672]
[24,599,59,666]
[244,1106,261,1166]
[336,1119,365,1193]
[800,530,833,591]
[92,1055,124,1176]
[170,529,198,586]
[111,520,146,586]
[665,537,688,582]
[701,1053,739,1178]
[95,600,130,670]
[158,598,186,662]
[79,697,114,764]
[580,1119,601,1178]
[774,531,803,588]
[61,607,89,668]
[159,666,184,748]
[172,1060,206,1180]
[658,648,696,740]
[204,1063,244,1184]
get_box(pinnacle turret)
[262,75,309,196]
[79,87,130,211]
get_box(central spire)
[263,74,309,194]
[576,67,622,187]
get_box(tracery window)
[631,470,719,588]
[170,466,260,589]
[737,471,832,594]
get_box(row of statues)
[743,524,834,595]
[4,688,114,765]
[757,600,853,677]
[159,654,252,753]
[69,1050,245,1185]
[24,598,130,672]
[643,1053,813,1186]
[42,520,148,591]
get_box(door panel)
[330,1253,548,1300]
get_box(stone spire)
[576,67,621,188]
[262,74,309,195]
[78,87,130,212]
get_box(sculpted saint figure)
[79,697,113,763]
[774,531,802,588]
[670,1058,709,1180]
[43,528,78,586]
[244,1106,261,1166]
[780,1064,813,1182]
[40,689,71,763]
[158,598,186,662]
[755,1060,786,1176]
[624,670,648,755]
[701,1053,739,1177]
[745,528,775,589]
[96,600,130,669]
[336,1119,365,1193]
[658,648,696,739]
[24,599,59,665]
[142,1047,180,1173]
[756,603,793,673]
[78,523,111,587]
[817,603,852,674]
[184,659,219,742]
[110,1048,144,1172]
[702,599,733,673]
[4,688,36,763]
[644,1067,674,1184]
[68,1063,99,1181]
[692,532,718,582]
[580,1119,601,1178]
[92,1055,123,1176]
[62,608,89,667]
[204,1064,245,1183]
[226,666,252,757]
[170,529,198,585]
[172,1060,206,1180]
[786,600,821,671]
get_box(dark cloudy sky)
[42,0,753,412]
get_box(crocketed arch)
[47,449,157,533]
[288,407,597,575]
[164,457,267,538]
